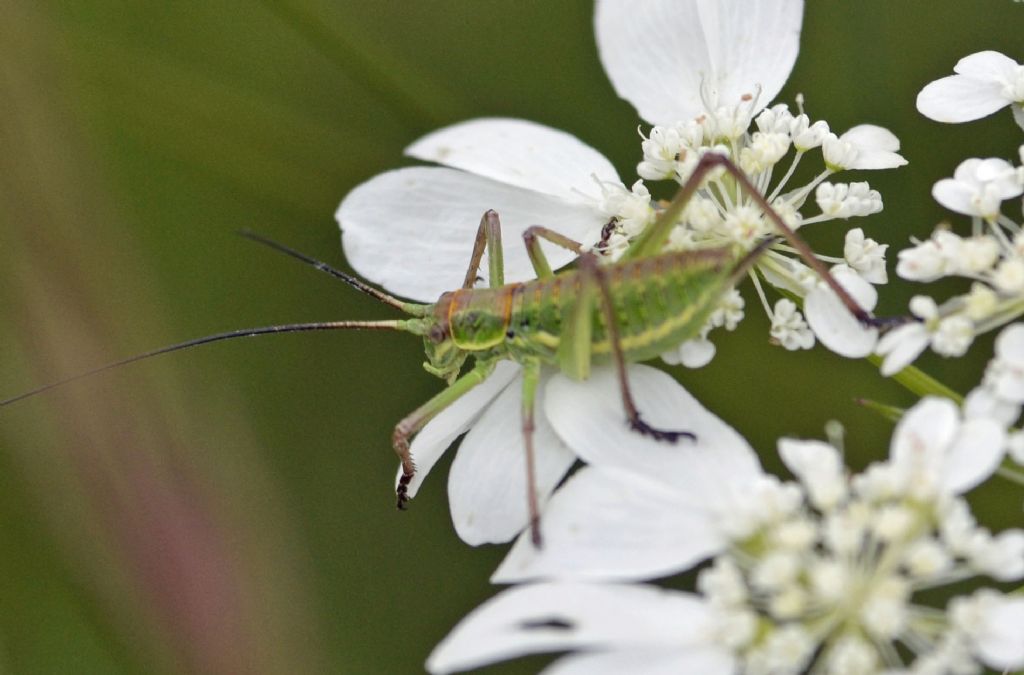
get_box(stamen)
[768,150,806,203]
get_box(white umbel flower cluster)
[879,155,1024,373]
[606,99,903,366]
[878,50,1024,375]
[427,371,1024,675]
[698,422,1023,675]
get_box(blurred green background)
[1,1,1022,673]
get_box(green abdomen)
[471,249,737,364]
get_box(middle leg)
[519,359,544,547]
[577,252,695,443]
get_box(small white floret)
[825,635,879,675]
[931,315,975,357]
[859,577,910,639]
[792,118,830,151]
[844,227,888,283]
[756,104,795,134]
[770,299,815,350]
[824,125,907,171]
[902,537,953,579]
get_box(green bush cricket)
[1,154,879,545]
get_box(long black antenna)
[238,229,424,315]
[1,319,407,407]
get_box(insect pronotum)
[2,154,880,546]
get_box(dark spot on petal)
[520,618,574,631]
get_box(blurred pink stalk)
[0,2,325,672]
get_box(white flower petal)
[932,178,979,216]
[778,438,842,481]
[942,417,1006,493]
[974,596,1024,670]
[493,466,725,583]
[804,268,879,358]
[426,583,713,675]
[448,374,576,545]
[338,167,603,302]
[994,370,1024,404]
[917,74,1009,123]
[890,397,959,470]
[973,158,1022,197]
[839,125,908,170]
[963,385,1021,428]
[406,118,620,204]
[840,125,901,153]
[543,365,761,482]
[918,50,1024,125]
[954,50,1020,80]
[594,0,802,126]
[662,338,716,368]
[875,322,930,376]
[400,361,520,499]
[995,322,1024,362]
[543,647,735,675]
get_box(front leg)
[393,360,496,508]
[462,210,505,289]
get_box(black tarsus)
[629,415,696,442]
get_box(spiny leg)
[519,225,597,381]
[578,252,695,443]
[520,359,544,548]
[393,360,496,508]
[522,225,583,279]
[462,210,505,289]
[625,153,879,327]
[464,211,585,287]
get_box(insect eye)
[428,324,447,343]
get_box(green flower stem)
[996,465,1024,488]
[853,398,906,423]
[865,355,963,404]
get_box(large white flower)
[428,579,1024,675]
[428,378,1024,674]
[338,118,623,545]
[917,50,1024,131]
[594,0,803,127]
[427,582,1024,674]
[335,0,818,544]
